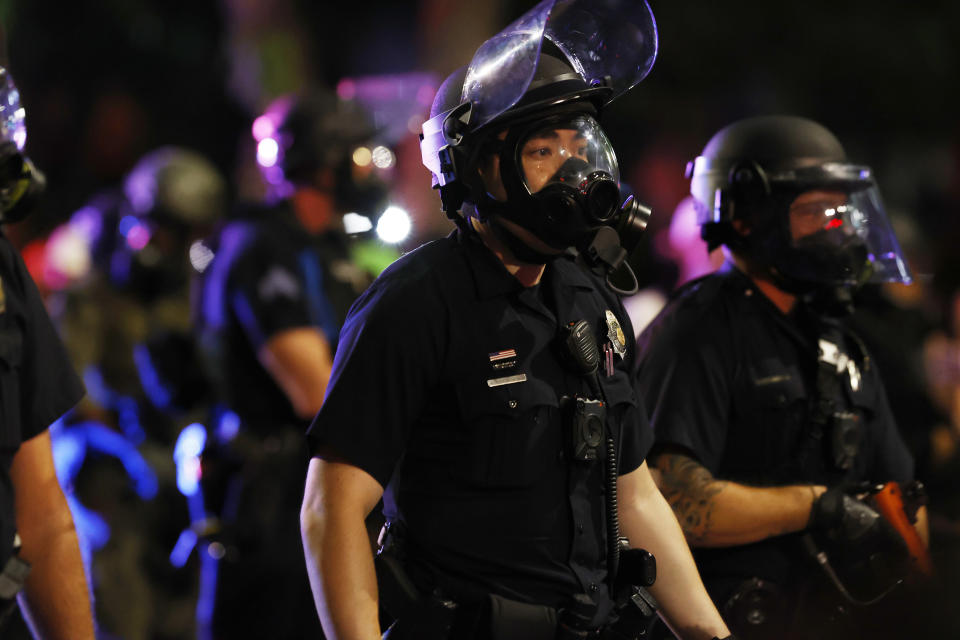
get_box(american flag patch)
[488,349,517,362]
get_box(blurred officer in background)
[301,1,733,638]
[192,89,393,640]
[46,146,226,640]
[636,116,926,639]
[0,65,95,640]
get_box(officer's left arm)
[618,461,731,640]
[11,430,95,640]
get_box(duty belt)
[0,534,31,629]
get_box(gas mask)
[0,141,45,223]
[479,113,650,291]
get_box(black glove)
[809,486,906,554]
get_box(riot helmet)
[253,90,392,224]
[0,66,45,223]
[687,116,911,299]
[111,147,227,299]
[420,0,657,287]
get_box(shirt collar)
[457,228,524,300]
[458,228,598,299]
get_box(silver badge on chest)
[605,309,627,360]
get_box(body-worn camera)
[829,411,862,471]
[566,396,606,462]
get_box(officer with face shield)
[635,116,925,639]
[0,66,94,639]
[301,2,731,639]
[191,89,392,640]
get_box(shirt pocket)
[734,368,807,480]
[0,329,23,447]
[454,376,559,489]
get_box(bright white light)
[173,423,207,497]
[376,206,412,244]
[189,240,216,273]
[45,224,92,285]
[257,138,279,167]
[352,146,372,167]
[343,212,373,234]
[371,146,395,169]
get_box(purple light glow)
[251,115,274,142]
[126,224,151,251]
[337,79,356,100]
[416,83,435,106]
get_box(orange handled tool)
[872,481,933,578]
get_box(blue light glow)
[174,423,208,497]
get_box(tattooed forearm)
[653,452,728,544]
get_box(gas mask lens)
[518,115,620,221]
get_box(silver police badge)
[605,309,626,360]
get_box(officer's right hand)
[809,486,905,554]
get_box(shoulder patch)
[257,265,301,302]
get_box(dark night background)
[3,1,960,637]
[5,0,958,258]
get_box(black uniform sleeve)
[613,302,654,475]
[865,366,915,484]
[227,240,316,350]
[635,317,733,473]
[618,390,655,475]
[306,271,445,488]
[9,244,84,440]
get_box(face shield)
[0,69,26,152]
[769,164,912,288]
[0,67,44,223]
[462,0,657,131]
[421,0,657,187]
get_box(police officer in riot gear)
[193,89,392,640]
[49,146,226,640]
[0,66,94,639]
[302,2,731,639]
[635,116,924,640]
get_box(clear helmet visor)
[518,114,619,195]
[0,68,26,151]
[462,0,657,130]
[777,166,912,286]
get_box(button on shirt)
[634,263,913,599]
[308,229,652,619]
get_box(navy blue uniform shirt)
[0,232,84,566]
[635,263,913,603]
[196,204,366,432]
[308,228,653,620]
